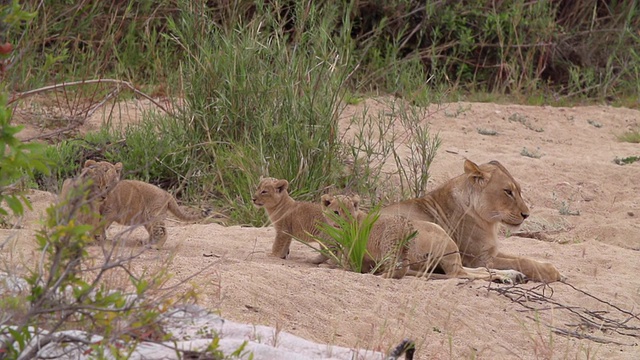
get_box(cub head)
[252,177,289,209]
[80,160,123,198]
[320,194,360,227]
[463,159,530,227]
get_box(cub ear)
[114,162,123,173]
[321,194,332,208]
[84,159,97,168]
[351,194,361,211]
[464,159,491,185]
[274,179,289,193]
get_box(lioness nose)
[521,212,529,219]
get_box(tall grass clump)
[154,1,353,224]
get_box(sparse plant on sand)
[614,155,640,165]
[520,147,543,159]
[477,128,498,136]
[617,129,640,143]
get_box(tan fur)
[252,177,327,263]
[382,159,563,283]
[99,180,209,248]
[57,160,123,240]
[322,194,526,283]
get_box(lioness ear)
[464,159,491,185]
[351,195,361,211]
[321,194,332,208]
[274,179,289,193]
[84,159,97,168]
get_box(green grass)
[614,155,640,165]
[617,130,640,143]
[313,206,380,274]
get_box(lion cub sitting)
[99,180,210,248]
[57,159,123,240]
[321,194,526,283]
[252,177,327,263]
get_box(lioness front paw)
[492,269,528,284]
[535,263,563,283]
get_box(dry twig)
[485,282,640,346]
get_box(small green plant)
[614,155,640,165]
[587,119,603,128]
[339,98,441,203]
[477,128,498,136]
[551,191,580,216]
[0,100,49,218]
[391,101,441,199]
[617,129,640,143]
[313,205,381,273]
[520,147,542,159]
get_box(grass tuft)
[617,130,640,143]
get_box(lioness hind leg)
[146,221,168,249]
[410,222,469,278]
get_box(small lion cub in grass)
[252,177,328,263]
[99,180,211,249]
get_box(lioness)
[381,159,563,283]
[99,180,210,248]
[322,194,526,283]
[57,159,123,239]
[252,177,327,263]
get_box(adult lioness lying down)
[381,159,563,283]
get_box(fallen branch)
[8,78,173,116]
[485,282,640,345]
[22,116,84,142]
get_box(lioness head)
[80,160,123,198]
[320,194,360,227]
[463,159,529,227]
[252,177,289,209]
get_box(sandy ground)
[3,96,640,359]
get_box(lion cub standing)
[252,177,327,263]
[57,159,123,240]
[99,180,210,248]
[321,194,526,283]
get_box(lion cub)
[57,160,123,240]
[321,194,526,283]
[252,177,327,263]
[99,180,210,248]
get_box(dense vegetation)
[4,0,639,224]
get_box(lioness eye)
[261,190,268,195]
[504,189,513,197]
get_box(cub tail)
[167,197,212,222]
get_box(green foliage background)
[4,0,638,224]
